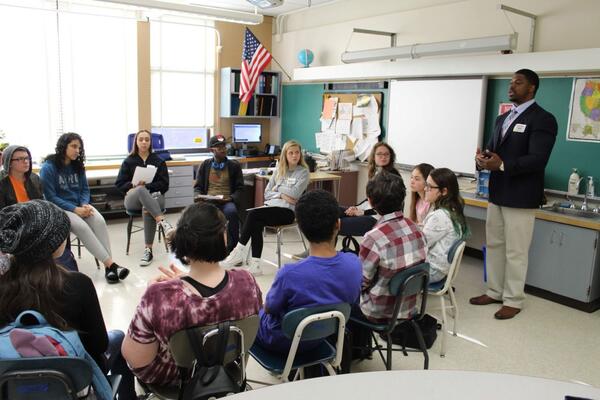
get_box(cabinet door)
[552,224,598,302]
[527,220,560,290]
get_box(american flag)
[239,28,272,105]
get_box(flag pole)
[270,56,292,81]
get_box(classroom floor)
[80,210,600,390]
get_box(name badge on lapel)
[513,123,527,133]
[286,178,297,185]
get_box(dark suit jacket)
[486,102,557,209]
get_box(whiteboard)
[387,77,487,175]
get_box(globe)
[297,49,314,68]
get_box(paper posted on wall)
[337,103,353,120]
[322,97,338,120]
[335,119,351,135]
[316,132,348,153]
[320,118,335,133]
[354,137,379,162]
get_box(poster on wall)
[567,78,600,143]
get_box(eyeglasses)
[425,182,440,190]
[11,157,30,163]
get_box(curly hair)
[367,142,398,179]
[45,133,86,172]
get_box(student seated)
[0,200,136,400]
[422,168,469,283]
[408,163,435,226]
[115,129,172,266]
[121,203,263,387]
[254,190,362,354]
[193,135,245,253]
[222,140,310,275]
[0,144,78,271]
[338,142,401,237]
[40,133,129,283]
[355,172,427,323]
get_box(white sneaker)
[246,257,263,276]
[221,242,248,268]
[159,219,175,238]
[139,248,153,266]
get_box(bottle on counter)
[587,176,595,198]
[567,168,580,195]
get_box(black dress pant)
[240,206,295,258]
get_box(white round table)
[237,370,600,400]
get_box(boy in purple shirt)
[255,190,362,354]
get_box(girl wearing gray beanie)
[0,199,137,399]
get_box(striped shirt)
[359,211,427,323]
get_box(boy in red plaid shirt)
[356,172,427,323]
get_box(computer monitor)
[153,127,209,154]
[232,123,261,147]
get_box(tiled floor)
[81,211,600,389]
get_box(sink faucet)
[582,178,590,211]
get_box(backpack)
[0,310,113,400]
[340,235,360,255]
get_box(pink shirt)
[416,197,431,225]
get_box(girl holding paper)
[116,130,171,267]
[40,133,130,284]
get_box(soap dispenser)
[568,168,580,195]
[587,176,595,198]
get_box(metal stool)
[125,208,168,255]
[263,222,307,268]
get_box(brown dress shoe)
[469,294,502,305]
[494,306,521,320]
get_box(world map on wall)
[568,78,600,142]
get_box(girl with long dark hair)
[408,163,435,225]
[40,133,129,283]
[423,167,469,283]
[0,200,136,399]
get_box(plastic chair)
[263,222,307,268]
[428,240,466,357]
[127,132,165,153]
[249,303,350,383]
[0,356,120,400]
[125,208,168,255]
[143,314,259,400]
[350,263,430,370]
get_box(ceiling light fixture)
[341,33,518,64]
[246,0,284,8]
[97,0,264,24]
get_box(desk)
[253,171,342,207]
[235,371,600,400]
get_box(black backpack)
[341,235,360,255]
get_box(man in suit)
[470,69,557,320]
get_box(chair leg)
[323,363,337,376]
[159,225,168,252]
[449,288,459,336]
[276,228,282,268]
[126,216,133,255]
[76,238,82,258]
[440,296,447,358]
[296,225,307,252]
[385,333,393,371]
[411,320,429,370]
[371,331,387,369]
[95,258,100,269]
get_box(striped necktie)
[501,108,519,138]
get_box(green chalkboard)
[281,84,324,152]
[484,77,600,192]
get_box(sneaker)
[159,219,175,239]
[221,242,248,268]
[113,263,130,280]
[140,248,153,267]
[246,258,263,276]
[105,265,119,284]
[292,249,309,260]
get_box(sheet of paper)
[320,118,335,133]
[350,117,364,140]
[337,102,353,120]
[363,94,381,134]
[322,97,338,119]
[315,132,334,152]
[132,165,157,185]
[354,137,379,162]
[332,135,348,151]
[352,105,365,117]
[335,119,351,135]
[195,194,224,201]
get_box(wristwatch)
[499,162,505,172]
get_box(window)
[151,16,216,149]
[0,0,138,159]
